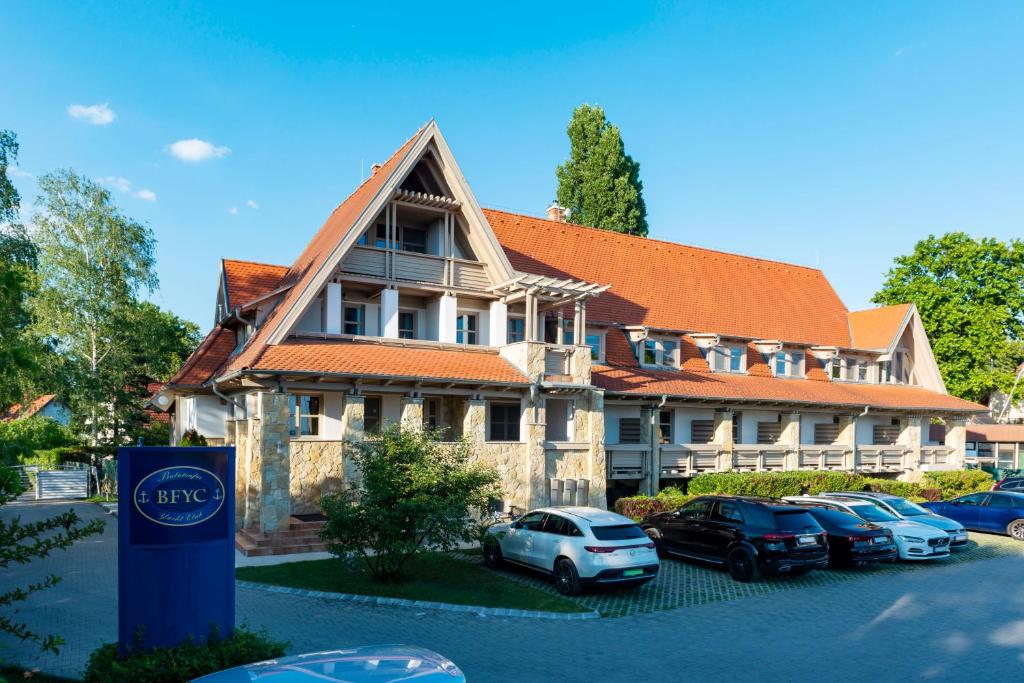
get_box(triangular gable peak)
[266,121,518,345]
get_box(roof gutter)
[207,380,246,419]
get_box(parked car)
[991,477,1024,492]
[797,506,898,567]
[783,496,950,560]
[922,491,1024,540]
[821,491,969,548]
[193,645,465,682]
[483,506,659,595]
[640,495,828,582]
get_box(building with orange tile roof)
[153,122,985,548]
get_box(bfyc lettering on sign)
[133,466,225,527]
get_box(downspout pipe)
[209,381,247,420]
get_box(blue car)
[193,645,465,682]
[922,491,1024,540]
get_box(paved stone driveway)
[6,500,1024,682]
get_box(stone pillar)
[381,287,399,339]
[714,410,734,471]
[900,415,923,472]
[438,293,458,343]
[342,394,365,443]
[586,389,607,508]
[488,300,508,347]
[257,392,291,534]
[525,395,547,508]
[838,415,856,470]
[463,398,486,445]
[944,417,967,469]
[325,282,342,334]
[780,412,801,470]
[401,396,424,431]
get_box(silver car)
[821,491,969,548]
[484,506,659,595]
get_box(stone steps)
[236,516,329,557]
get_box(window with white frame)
[398,311,416,339]
[640,337,679,369]
[659,409,673,444]
[709,344,745,373]
[773,350,804,378]
[456,312,479,345]
[507,317,525,344]
[288,394,321,437]
[585,331,603,361]
[343,304,364,335]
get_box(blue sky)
[4,2,1023,329]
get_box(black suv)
[641,495,829,582]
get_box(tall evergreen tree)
[555,104,648,236]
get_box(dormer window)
[831,356,869,382]
[641,336,679,369]
[773,350,804,378]
[708,344,745,373]
[343,305,364,335]
[879,350,910,384]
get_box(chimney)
[371,163,383,176]
[546,201,565,222]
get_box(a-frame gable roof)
[848,303,913,351]
[224,121,518,375]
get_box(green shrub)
[83,625,288,683]
[687,470,864,498]
[180,429,208,447]
[861,477,923,499]
[923,470,994,499]
[0,416,77,465]
[24,446,97,469]
[614,487,695,521]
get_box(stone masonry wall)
[289,440,346,515]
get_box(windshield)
[884,497,930,516]
[773,510,822,534]
[590,524,647,541]
[852,504,898,523]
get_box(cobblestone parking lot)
[6,501,1024,682]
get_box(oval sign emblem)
[133,466,225,527]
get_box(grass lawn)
[236,553,588,614]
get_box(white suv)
[783,496,951,561]
[483,507,659,595]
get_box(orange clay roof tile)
[222,259,289,309]
[848,304,912,351]
[166,326,236,387]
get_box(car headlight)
[899,535,925,543]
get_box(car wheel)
[644,528,666,558]
[727,547,762,583]
[1007,520,1024,541]
[553,558,582,596]
[483,540,504,568]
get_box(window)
[423,398,440,431]
[343,305,364,335]
[659,409,673,444]
[857,361,868,382]
[517,511,545,530]
[757,419,782,445]
[364,396,382,435]
[954,493,988,507]
[489,403,520,441]
[457,313,478,344]
[288,394,321,437]
[590,524,646,540]
[585,333,602,361]
[830,357,842,380]
[507,317,525,344]
[814,422,841,445]
[732,412,742,443]
[714,501,744,523]
[872,419,901,445]
[619,417,642,444]
[878,359,892,383]
[398,311,416,339]
[543,515,582,536]
[773,350,804,378]
[357,224,388,248]
[643,339,658,365]
[546,399,572,442]
[401,226,427,253]
[662,339,678,368]
[989,494,1015,509]
[893,350,905,384]
[691,419,715,444]
[679,499,713,520]
[711,345,745,372]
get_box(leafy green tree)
[31,170,158,444]
[320,426,501,581]
[0,130,51,409]
[873,232,1024,403]
[556,104,648,236]
[0,467,105,656]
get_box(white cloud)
[168,138,231,163]
[9,166,33,179]
[135,189,157,202]
[245,199,259,209]
[228,207,239,215]
[100,176,133,192]
[68,103,115,125]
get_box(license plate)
[873,537,889,545]
[956,534,967,542]
[797,535,816,545]
[623,568,643,577]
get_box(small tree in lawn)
[320,426,500,582]
[0,467,105,656]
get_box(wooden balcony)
[339,246,490,291]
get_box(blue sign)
[118,447,235,651]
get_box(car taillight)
[846,536,873,542]
[763,533,795,542]
[584,546,616,553]
[993,480,1004,491]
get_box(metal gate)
[35,469,89,499]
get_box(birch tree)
[31,170,157,443]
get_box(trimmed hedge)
[0,416,77,465]
[617,469,997,518]
[84,625,288,683]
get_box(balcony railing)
[919,445,953,466]
[660,445,722,478]
[798,446,851,470]
[339,246,490,291]
[731,445,789,472]
[856,445,910,472]
[606,445,648,479]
